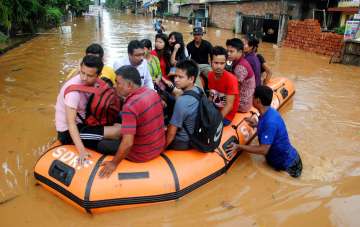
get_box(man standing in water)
[229,86,302,178]
[113,40,154,90]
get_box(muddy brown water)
[0,9,360,227]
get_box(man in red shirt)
[99,65,165,178]
[207,46,239,126]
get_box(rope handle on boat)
[273,82,285,92]
[231,111,259,142]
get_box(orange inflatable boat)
[34,77,295,214]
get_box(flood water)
[1,9,360,227]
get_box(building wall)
[170,3,180,14]
[209,0,283,30]
[179,5,193,18]
[340,13,353,26]
[283,19,343,57]
[207,0,318,30]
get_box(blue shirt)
[257,107,298,170]
[154,20,161,31]
[170,86,200,144]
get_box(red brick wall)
[283,19,343,57]
[209,1,281,30]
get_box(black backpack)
[183,90,224,152]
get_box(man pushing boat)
[228,85,302,178]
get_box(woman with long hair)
[151,33,171,80]
[168,32,188,67]
[242,34,262,87]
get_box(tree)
[0,0,92,37]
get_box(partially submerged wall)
[283,19,343,57]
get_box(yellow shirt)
[100,65,116,86]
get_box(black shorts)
[168,139,190,151]
[286,154,303,178]
[57,124,104,150]
[96,139,120,155]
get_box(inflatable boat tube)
[34,77,295,213]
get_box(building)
[175,1,349,43]
[328,0,360,27]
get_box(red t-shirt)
[151,50,169,80]
[121,87,165,162]
[208,70,240,122]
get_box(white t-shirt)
[113,57,154,90]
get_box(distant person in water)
[228,85,302,178]
[154,19,165,34]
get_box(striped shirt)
[121,87,165,162]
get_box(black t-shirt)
[187,39,213,64]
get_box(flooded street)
[1,9,360,226]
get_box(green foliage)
[163,12,173,17]
[69,0,92,16]
[0,31,8,43]
[0,0,92,37]
[335,25,346,35]
[173,0,188,3]
[0,0,11,33]
[45,7,63,27]
[105,0,130,9]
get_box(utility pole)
[277,0,287,46]
[168,0,170,14]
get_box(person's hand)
[264,78,270,85]
[226,142,239,152]
[174,43,181,50]
[155,77,161,85]
[162,78,173,87]
[244,117,258,128]
[78,149,91,166]
[172,87,183,97]
[99,160,118,178]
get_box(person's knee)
[97,139,120,155]
[104,124,122,139]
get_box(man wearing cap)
[187,27,213,85]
